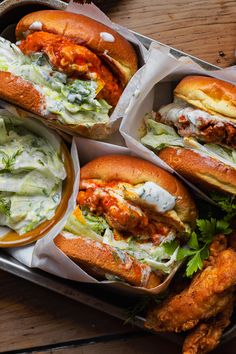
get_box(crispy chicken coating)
[182,293,234,354]
[19,31,122,106]
[145,247,236,333]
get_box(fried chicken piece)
[182,292,234,354]
[208,234,227,257]
[145,248,236,333]
[20,31,123,106]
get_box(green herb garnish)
[1,149,23,173]
[0,197,10,217]
[164,217,232,278]
[210,192,236,220]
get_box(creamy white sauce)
[159,101,234,127]
[134,181,176,213]
[29,21,43,31]
[100,32,115,42]
[61,231,80,240]
[140,266,152,287]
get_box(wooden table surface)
[1,1,236,353]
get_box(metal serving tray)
[0,0,235,346]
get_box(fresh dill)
[1,149,23,173]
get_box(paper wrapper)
[7,134,180,296]
[120,43,236,200]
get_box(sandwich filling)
[0,110,66,235]
[62,179,183,274]
[141,111,236,170]
[19,32,122,107]
[157,98,236,149]
[0,36,112,126]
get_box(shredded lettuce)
[66,206,179,274]
[64,213,103,242]
[141,118,184,151]
[141,118,236,169]
[205,144,236,165]
[82,210,109,236]
[0,37,111,125]
[103,228,178,273]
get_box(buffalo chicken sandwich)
[0,10,138,139]
[54,155,197,289]
[141,76,236,195]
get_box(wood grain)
[0,1,236,354]
[31,333,180,354]
[0,270,135,352]
[103,0,236,68]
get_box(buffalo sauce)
[19,31,123,106]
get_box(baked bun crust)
[158,147,236,195]
[80,155,197,227]
[174,75,236,119]
[54,233,162,289]
[15,10,138,85]
[0,72,116,140]
[0,72,46,113]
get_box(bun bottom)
[54,234,162,289]
[158,147,236,195]
[0,71,116,140]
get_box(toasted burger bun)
[54,233,162,289]
[1,10,138,139]
[15,10,138,85]
[158,147,236,195]
[80,155,197,228]
[55,155,196,289]
[174,75,236,120]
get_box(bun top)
[174,75,236,119]
[80,155,197,227]
[15,10,138,85]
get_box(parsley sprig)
[210,192,236,220]
[164,218,232,278]
[163,191,236,278]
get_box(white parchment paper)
[34,136,180,295]
[120,43,236,199]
